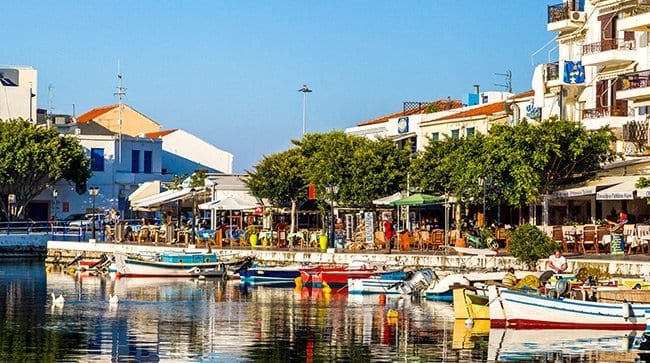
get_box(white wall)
[0,66,37,121]
[161,129,233,174]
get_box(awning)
[198,195,259,211]
[596,175,650,200]
[130,188,194,210]
[373,192,404,206]
[596,62,637,81]
[128,181,161,203]
[550,176,634,199]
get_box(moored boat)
[452,284,489,320]
[488,284,650,330]
[299,261,382,288]
[114,251,224,277]
[238,264,303,285]
[348,268,435,295]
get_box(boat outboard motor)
[554,278,570,297]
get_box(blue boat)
[238,264,302,285]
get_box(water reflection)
[7,260,650,362]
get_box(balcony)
[582,106,630,130]
[547,2,586,32]
[617,1,650,32]
[617,70,650,103]
[581,38,637,67]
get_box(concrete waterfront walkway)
[46,240,650,277]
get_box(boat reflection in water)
[487,328,650,362]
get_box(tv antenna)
[495,70,512,93]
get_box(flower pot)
[319,235,328,252]
[250,234,258,249]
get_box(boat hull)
[488,285,650,330]
[453,285,489,320]
[115,253,223,277]
[348,269,434,295]
[239,266,301,284]
[299,267,376,288]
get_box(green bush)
[509,224,561,269]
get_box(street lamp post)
[52,189,58,220]
[325,184,339,248]
[88,187,99,239]
[298,84,312,136]
[191,188,197,245]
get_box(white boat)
[348,269,435,295]
[114,251,224,277]
[425,270,539,302]
[488,284,650,330]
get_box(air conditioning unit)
[570,11,586,22]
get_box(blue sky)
[5,1,552,173]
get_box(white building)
[0,65,37,122]
[145,129,233,175]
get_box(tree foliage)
[0,119,91,219]
[411,119,616,215]
[296,131,410,207]
[509,223,560,268]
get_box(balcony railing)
[547,1,584,23]
[618,70,650,91]
[546,62,560,81]
[582,107,628,118]
[582,38,636,55]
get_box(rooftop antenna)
[47,84,54,127]
[114,60,126,163]
[494,70,512,93]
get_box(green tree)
[297,131,409,207]
[245,148,307,233]
[509,223,560,269]
[487,119,616,221]
[0,119,91,219]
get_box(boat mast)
[114,61,126,164]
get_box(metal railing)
[582,38,636,55]
[618,70,650,91]
[582,107,629,119]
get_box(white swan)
[109,294,119,304]
[51,292,64,306]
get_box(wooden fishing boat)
[114,251,224,277]
[298,261,384,288]
[488,284,650,329]
[238,264,303,285]
[452,284,489,320]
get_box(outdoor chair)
[419,230,431,250]
[105,225,115,242]
[552,226,567,252]
[623,224,639,254]
[138,228,150,244]
[596,225,611,254]
[580,225,599,254]
[374,231,387,249]
[636,225,650,254]
[430,229,445,250]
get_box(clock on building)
[398,117,409,133]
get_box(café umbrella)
[389,193,444,206]
[199,196,260,230]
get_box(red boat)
[299,262,382,288]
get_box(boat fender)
[622,300,630,321]
[546,289,558,299]
[192,267,201,275]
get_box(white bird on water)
[51,293,64,306]
[109,294,119,304]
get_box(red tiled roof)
[356,99,463,126]
[435,101,506,121]
[508,90,534,99]
[76,105,118,123]
[144,129,178,138]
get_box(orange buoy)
[379,294,386,305]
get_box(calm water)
[1,259,650,362]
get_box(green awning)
[389,193,444,206]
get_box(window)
[131,150,140,173]
[466,127,475,137]
[90,148,104,172]
[144,150,152,174]
[431,132,439,141]
[451,129,460,139]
